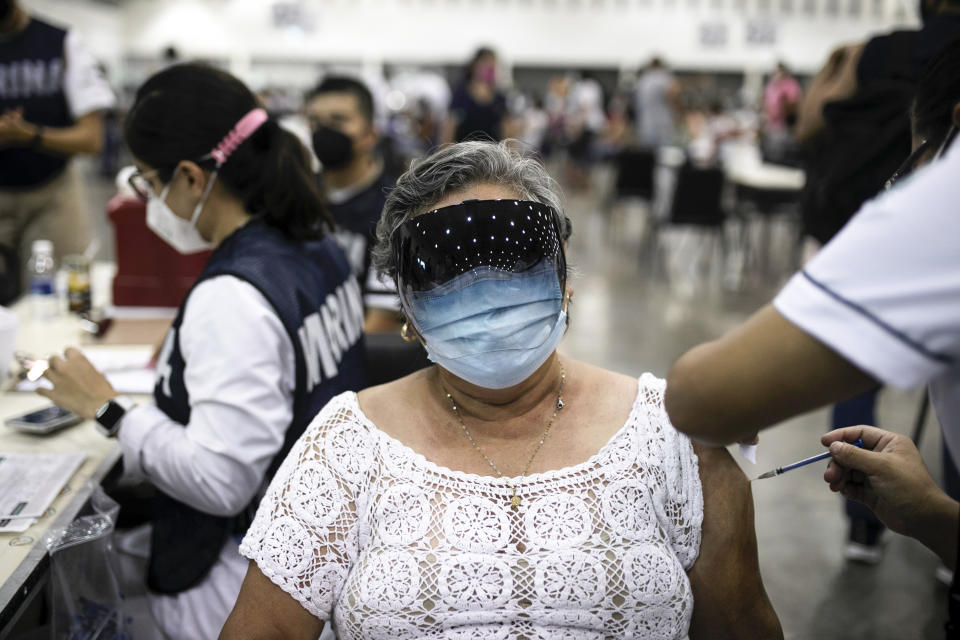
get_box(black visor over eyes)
[394,198,566,295]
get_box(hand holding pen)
[822,425,958,566]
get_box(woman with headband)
[224,141,782,639]
[38,64,366,639]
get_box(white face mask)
[145,172,217,254]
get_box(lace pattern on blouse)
[240,373,703,639]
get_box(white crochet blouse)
[240,374,704,639]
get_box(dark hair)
[466,46,496,81]
[125,63,332,240]
[306,75,375,125]
[912,37,960,147]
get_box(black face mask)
[312,125,354,171]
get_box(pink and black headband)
[208,108,269,167]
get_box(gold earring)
[400,322,417,343]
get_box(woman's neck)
[204,189,253,248]
[433,353,564,442]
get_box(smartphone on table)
[5,406,83,435]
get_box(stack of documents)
[0,452,86,533]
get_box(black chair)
[611,148,656,201]
[734,182,803,279]
[669,164,726,227]
[605,148,658,250]
[658,164,727,285]
[364,331,431,387]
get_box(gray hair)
[372,140,571,281]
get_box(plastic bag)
[44,483,132,640]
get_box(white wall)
[23,0,920,87]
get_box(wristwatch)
[94,396,136,437]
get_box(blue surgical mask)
[408,262,567,389]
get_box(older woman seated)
[221,141,783,640]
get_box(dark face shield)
[393,198,566,333]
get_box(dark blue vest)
[0,18,74,189]
[147,221,367,594]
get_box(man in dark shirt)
[0,0,115,302]
[306,75,401,333]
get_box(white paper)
[16,346,155,394]
[0,452,86,533]
[739,443,758,464]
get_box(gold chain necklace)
[443,363,566,509]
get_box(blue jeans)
[830,388,884,530]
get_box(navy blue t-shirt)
[0,18,73,188]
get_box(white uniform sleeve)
[63,30,116,119]
[117,276,296,517]
[774,143,960,389]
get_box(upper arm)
[220,561,325,640]
[166,277,294,510]
[665,303,875,445]
[686,444,783,640]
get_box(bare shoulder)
[356,367,434,440]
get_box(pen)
[753,438,864,481]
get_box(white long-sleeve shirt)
[117,275,295,516]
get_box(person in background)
[306,75,402,333]
[37,64,365,639]
[445,47,508,143]
[634,56,680,148]
[517,94,549,154]
[0,0,115,303]
[564,72,606,190]
[761,61,802,163]
[665,37,960,636]
[794,6,960,564]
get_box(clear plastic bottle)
[28,239,58,320]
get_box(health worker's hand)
[823,425,958,566]
[38,347,117,420]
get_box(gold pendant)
[510,494,521,508]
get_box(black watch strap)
[95,396,135,436]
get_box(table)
[723,146,806,281]
[725,161,805,192]
[0,301,161,636]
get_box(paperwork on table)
[0,452,86,533]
